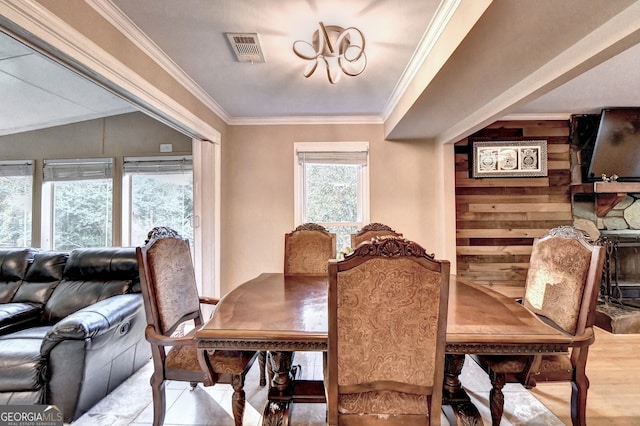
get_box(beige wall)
[0,112,191,159]
[0,112,454,295]
[220,123,445,294]
[4,2,457,298]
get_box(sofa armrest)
[41,294,142,356]
[43,292,149,422]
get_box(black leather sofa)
[0,247,150,422]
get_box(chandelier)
[292,22,367,84]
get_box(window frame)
[293,141,370,237]
[0,160,34,247]
[41,158,114,250]
[121,155,194,247]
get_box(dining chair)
[326,236,450,425]
[472,226,605,426]
[136,226,259,426]
[284,222,336,275]
[350,222,403,247]
[263,223,337,388]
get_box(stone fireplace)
[572,184,640,332]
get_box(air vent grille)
[225,32,265,63]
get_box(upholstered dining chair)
[136,226,258,426]
[284,222,336,275]
[263,223,336,388]
[472,226,605,426]
[350,222,403,247]
[326,237,450,426]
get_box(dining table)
[196,272,572,426]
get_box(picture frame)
[470,139,547,178]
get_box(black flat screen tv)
[587,108,640,182]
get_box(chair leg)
[150,375,166,426]
[231,374,247,426]
[258,351,267,386]
[489,370,506,426]
[571,377,589,426]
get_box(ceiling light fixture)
[293,22,366,84]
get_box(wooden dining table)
[196,273,572,426]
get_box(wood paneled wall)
[455,120,572,297]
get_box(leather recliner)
[0,247,150,422]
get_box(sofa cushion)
[12,252,68,305]
[62,248,138,282]
[0,327,49,391]
[0,248,36,303]
[41,280,132,324]
[0,302,42,334]
[40,248,139,324]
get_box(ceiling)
[0,31,136,136]
[2,0,640,142]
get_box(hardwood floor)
[530,327,640,425]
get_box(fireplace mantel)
[571,182,640,216]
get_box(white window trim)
[293,141,370,227]
[121,174,133,247]
[0,161,35,247]
[192,139,220,298]
[41,182,53,250]
[41,158,114,250]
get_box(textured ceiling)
[0,32,135,136]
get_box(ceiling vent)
[225,33,265,63]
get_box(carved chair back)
[284,223,336,275]
[327,237,450,425]
[139,227,203,339]
[523,226,604,337]
[472,226,605,426]
[350,222,403,248]
[137,226,258,426]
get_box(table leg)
[261,351,326,425]
[262,351,295,426]
[442,354,483,426]
[268,350,296,391]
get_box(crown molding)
[84,1,387,129]
[380,0,461,121]
[44,0,384,129]
[87,0,231,124]
[227,115,384,126]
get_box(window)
[294,142,369,253]
[122,156,193,247]
[0,161,33,247]
[42,158,113,250]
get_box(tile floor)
[71,353,563,426]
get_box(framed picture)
[470,139,547,178]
